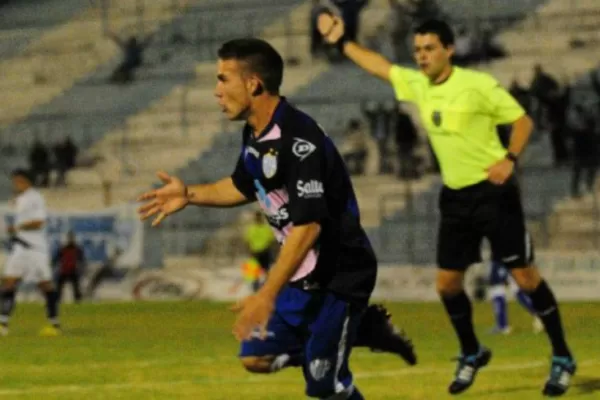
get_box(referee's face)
[414,33,453,81]
[215,59,253,121]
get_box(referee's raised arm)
[317,12,392,82]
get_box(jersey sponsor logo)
[309,358,331,381]
[432,110,442,127]
[262,150,278,179]
[297,180,324,198]
[265,207,289,226]
[292,138,316,161]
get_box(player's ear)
[250,78,264,97]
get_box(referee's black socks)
[526,280,572,358]
[441,291,480,356]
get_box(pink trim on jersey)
[270,222,319,282]
[256,189,289,214]
[257,124,282,142]
[290,249,319,281]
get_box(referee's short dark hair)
[218,38,284,95]
[11,168,33,183]
[414,19,455,48]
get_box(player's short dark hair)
[11,168,32,182]
[414,19,455,47]
[217,38,283,94]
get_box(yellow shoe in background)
[39,325,61,337]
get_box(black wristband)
[336,34,349,53]
[505,152,518,163]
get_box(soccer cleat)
[0,324,8,337]
[543,356,576,397]
[489,326,512,335]
[355,304,417,365]
[39,325,61,337]
[448,347,492,395]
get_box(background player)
[317,14,575,396]
[137,38,414,399]
[488,260,543,335]
[1,169,60,337]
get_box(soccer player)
[317,15,576,396]
[1,169,60,336]
[137,38,415,399]
[488,260,543,335]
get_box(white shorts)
[3,246,52,283]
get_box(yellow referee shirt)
[389,65,525,189]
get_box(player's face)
[413,33,453,81]
[11,176,30,194]
[215,59,258,121]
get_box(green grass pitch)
[0,301,598,399]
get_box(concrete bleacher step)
[0,0,199,124]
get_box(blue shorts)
[489,261,509,285]
[239,286,364,399]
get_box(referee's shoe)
[449,346,492,395]
[355,304,417,365]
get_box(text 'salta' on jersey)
[230,98,376,302]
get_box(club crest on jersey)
[262,149,278,179]
[432,110,442,127]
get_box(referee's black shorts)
[437,176,534,271]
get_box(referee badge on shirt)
[262,149,278,179]
[432,110,442,127]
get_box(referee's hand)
[317,11,345,44]
[486,159,514,185]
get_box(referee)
[318,15,575,397]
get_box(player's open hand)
[137,171,188,227]
[486,158,514,185]
[317,11,345,44]
[231,294,274,342]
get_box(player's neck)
[431,64,454,85]
[247,95,281,137]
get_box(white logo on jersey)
[309,358,331,381]
[297,180,324,198]
[292,138,316,161]
[266,207,289,225]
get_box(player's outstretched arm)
[317,12,392,82]
[137,171,250,227]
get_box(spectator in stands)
[331,0,369,43]
[310,0,327,58]
[53,231,85,303]
[547,79,571,167]
[529,64,559,128]
[29,139,50,187]
[509,79,532,115]
[452,25,474,66]
[387,0,412,62]
[568,104,598,198]
[107,32,154,84]
[53,137,78,186]
[395,102,419,179]
[341,119,369,175]
[362,100,394,174]
[243,212,275,292]
[406,0,444,24]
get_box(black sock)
[526,280,571,358]
[0,290,16,326]
[442,291,480,356]
[44,290,60,327]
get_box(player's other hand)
[486,158,514,185]
[137,171,188,227]
[231,294,274,342]
[317,11,345,44]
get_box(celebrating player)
[1,169,60,336]
[317,14,575,396]
[137,38,415,399]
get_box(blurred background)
[0,0,599,303]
